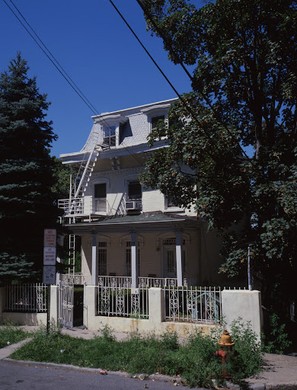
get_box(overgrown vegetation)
[11,321,262,388]
[0,324,29,349]
[262,313,292,354]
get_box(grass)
[11,322,263,388]
[0,324,29,348]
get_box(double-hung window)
[103,125,116,146]
[94,183,106,213]
[128,180,142,201]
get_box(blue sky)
[0,1,195,156]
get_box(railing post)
[131,231,138,289]
[49,285,58,326]
[84,285,96,329]
[175,230,183,287]
[91,233,97,285]
[149,288,165,327]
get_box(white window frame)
[94,182,107,214]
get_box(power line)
[135,0,253,163]
[134,1,254,164]
[3,0,146,167]
[2,0,99,115]
[109,0,239,164]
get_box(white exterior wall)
[222,289,262,340]
[84,172,199,217]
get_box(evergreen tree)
[0,53,58,283]
[140,0,297,327]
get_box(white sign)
[43,247,56,266]
[43,266,56,285]
[44,229,56,247]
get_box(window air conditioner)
[126,200,142,211]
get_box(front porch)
[65,211,222,290]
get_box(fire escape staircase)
[63,142,109,281]
[67,143,110,220]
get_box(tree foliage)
[140,0,297,315]
[0,54,58,283]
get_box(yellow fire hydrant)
[215,329,235,379]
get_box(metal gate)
[58,282,74,328]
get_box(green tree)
[52,157,72,200]
[140,0,297,323]
[0,53,58,283]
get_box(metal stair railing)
[68,143,110,215]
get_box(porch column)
[91,233,97,285]
[131,231,138,288]
[176,230,183,286]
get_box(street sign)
[43,266,56,285]
[43,247,56,266]
[44,229,56,247]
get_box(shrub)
[262,313,292,354]
[227,319,263,381]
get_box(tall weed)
[11,324,263,388]
[0,324,29,348]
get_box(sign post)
[43,229,57,334]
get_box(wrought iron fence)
[4,284,47,313]
[96,285,149,319]
[98,275,178,288]
[165,285,222,324]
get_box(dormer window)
[95,113,127,148]
[151,114,168,140]
[103,125,116,147]
[151,115,165,131]
[141,102,172,140]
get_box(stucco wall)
[222,289,262,340]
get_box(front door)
[163,238,185,279]
[163,245,177,278]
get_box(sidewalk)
[1,326,297,389]
[246,353,297,389]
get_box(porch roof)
[66,211,200,233]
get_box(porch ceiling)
[65,211,200,233]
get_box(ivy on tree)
[0,53,58,283]
[140,0,297,319]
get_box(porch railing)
[165,285,222,324]
[58,198,83,215]
[4,284,47,313]
[98,275,179,288]
[96,285,149,319]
